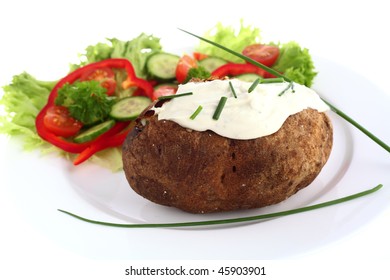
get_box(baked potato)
[122,98,333,213]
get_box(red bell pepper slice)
[193,52,208,61]
[211,63,276,79]
[36,58,152,154]
[73,122,134,165]
[121,62,154,99]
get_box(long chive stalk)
[179,29,390,154]
[58,184,382,228]
[158,92,193,100]
[322,99,390,153]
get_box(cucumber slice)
[199,57,227,73]
[146,52,180,81]
[109,96,151,121]
[73,120,115,143]
[235,73,263,83]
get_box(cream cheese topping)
[153,79,329,140]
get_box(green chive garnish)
[248,78,261,93]
[158,92,193,100]
[213,96,228,120]
[58,184,382,228]
[261,77,285,84]
[229,81,237,98]
[278,82,294,96]
[179,28,390,153]
[190,105,203,120]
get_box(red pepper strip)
[36,58,150,153]
[193,52,208,61]
[46,59,140,104]
[211,63,276,79]
[73,122,134,165]
[121,63,154,99]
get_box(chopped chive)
[58,184,382,228]
[278,82,294,96]
[213,96,228,120]
[229,81,237,98]
[248,78,261,93]
[189,105,203,120]
[261,77,285,84]
[158,92,193,100]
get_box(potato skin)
[122,107,333,213]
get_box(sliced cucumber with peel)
[199,57,227,73]
[146,52,180,81]
[74,119,115,143]
[110,96,151,121]
[235,73,263,83]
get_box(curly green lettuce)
[272,41,317,87]
[70,33,162,79]
[0,72,55,151]
[196,20,261,63]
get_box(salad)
[0,21,317,172]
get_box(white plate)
[1,55,389,260]
[67,109,352,225]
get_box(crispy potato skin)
[122,108,333,213]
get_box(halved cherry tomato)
[80,67,116,96]
[175,55,197,84]
[242,44,280,67]
[152,84,178,100]
[43,105,83,137]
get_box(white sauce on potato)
[153,79,329,140]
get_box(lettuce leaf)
[0,73,56,151]
[70,33,162,79]
[196,20,261,63]
[271,41,317,87]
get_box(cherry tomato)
[80,67,116,96]
[175,55,197,84]
[43,106,83,137]
[152,84,178,100]
[242,44,280,67]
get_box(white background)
[0,0,389,279]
